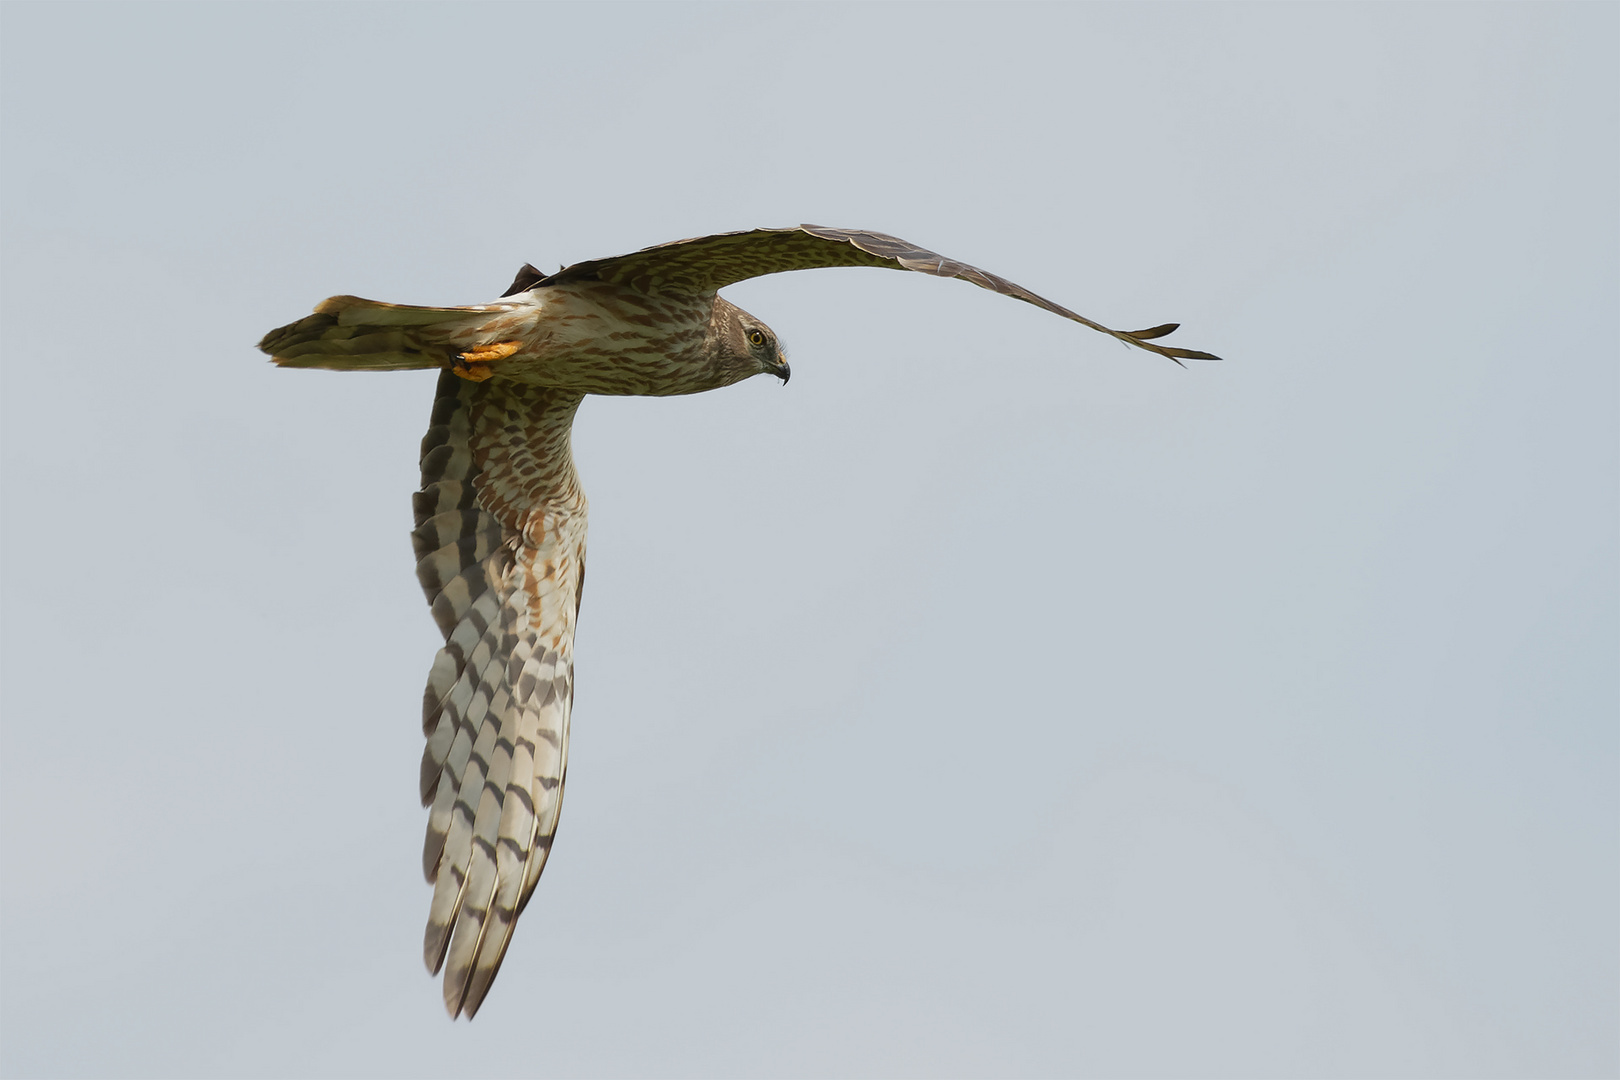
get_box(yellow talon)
[459,340,524,363]
[451,339,522,382]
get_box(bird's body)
[258,225,1219,1018]
[264,283,764,396]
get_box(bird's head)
[709,298,790,386]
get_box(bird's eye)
[748,330,766,347]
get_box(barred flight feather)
[411,371,585,1018]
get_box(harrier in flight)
[258,225,1220,1018]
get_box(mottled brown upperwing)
[535,227,894,295]
[517,225,1222,364]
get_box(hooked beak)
[773,361,791,385]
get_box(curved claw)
[452,339,524,382]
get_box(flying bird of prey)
[257,224,1220,1019]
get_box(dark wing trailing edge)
[510,225,1221,366]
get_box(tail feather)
[258,296,528,372]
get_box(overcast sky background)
[2,4,1615,1077]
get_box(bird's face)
[706,298,790,388]
[740,320,791,384]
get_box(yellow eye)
[748,330,766,347]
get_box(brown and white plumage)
[412,374,585,1017]
[257,224,1220,1018]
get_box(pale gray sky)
[1,3,1615,1077]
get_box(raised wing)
[413,371,588,1018]
[509,224,1221,366]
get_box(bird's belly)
[504,283,719,396]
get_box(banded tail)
[257,294,531,372]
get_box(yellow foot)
[451,340,522,383]
[460,340,523,363]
